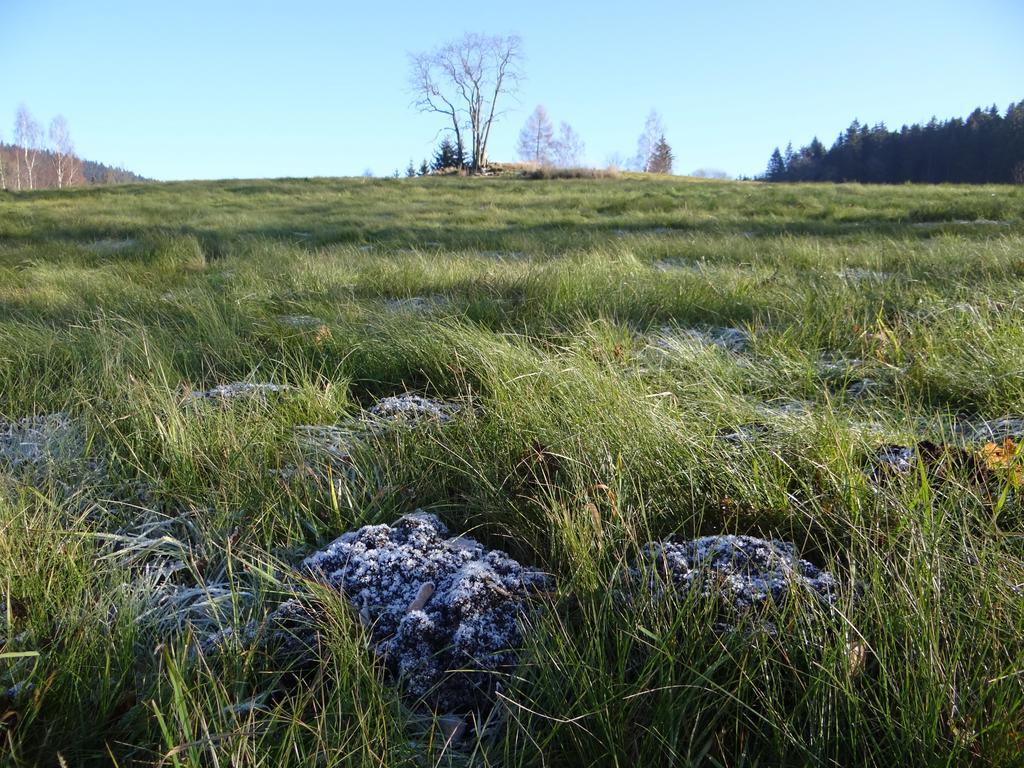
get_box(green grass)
[1,175,1024,766]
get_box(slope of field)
[1,176,1024,766]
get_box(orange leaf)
[980,438,1016,468]
[979,438,1022,487]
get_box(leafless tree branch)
[408,33,523,172]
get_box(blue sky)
[3,0,1022,180]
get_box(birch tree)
[632,109,665,172]
[516,105,555,165]
[14,105,41,190]
[410,33,523,172]
[49,115,77,189]
[553,122,585,168]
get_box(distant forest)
[764,101,1024,184]
[0,144,147,189]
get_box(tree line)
[0,104,145,191]
[764,101,1024,184]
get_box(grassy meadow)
[2,175,1024,766]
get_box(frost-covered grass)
[1,176,1024,765]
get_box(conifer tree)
[432,137,465,172]
[646,135,674,174]
[418,159,430,176]
[766,147,786,180]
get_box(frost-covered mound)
[365,394,461,424]
[272,512,550,712]
[188,382,291,401]
[637,535,836,613]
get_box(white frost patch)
[187,382,291,401]
[277,314,324,328]
[281,424,361,489]
[911,219,1008,229]
[816,354,865,378]
[959,417,1024,445]
[383,295,451,313]
[871,445,916,476]
[293,425,355,464]
[0,412,83,470]
[836,268,891,283]
[653,259,705,273]
[755,399,813,419]
[281,395,462,492]
[102,515,249,636]
[653,326,750,354]
[478,250,526,261]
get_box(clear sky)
[3,0,1022,180]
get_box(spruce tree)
[418,159,430,176]
[432,137,461,172]
[766,148,786,180]
[405,159,416,178]
[646,135,674,174]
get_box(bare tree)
[12,126,21,190]
[409,33,524,172]
[14,105,41,190]
[49,115,77,189]
[516,105,555,165]
[553,121,585,168]
[632,109,665,172]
